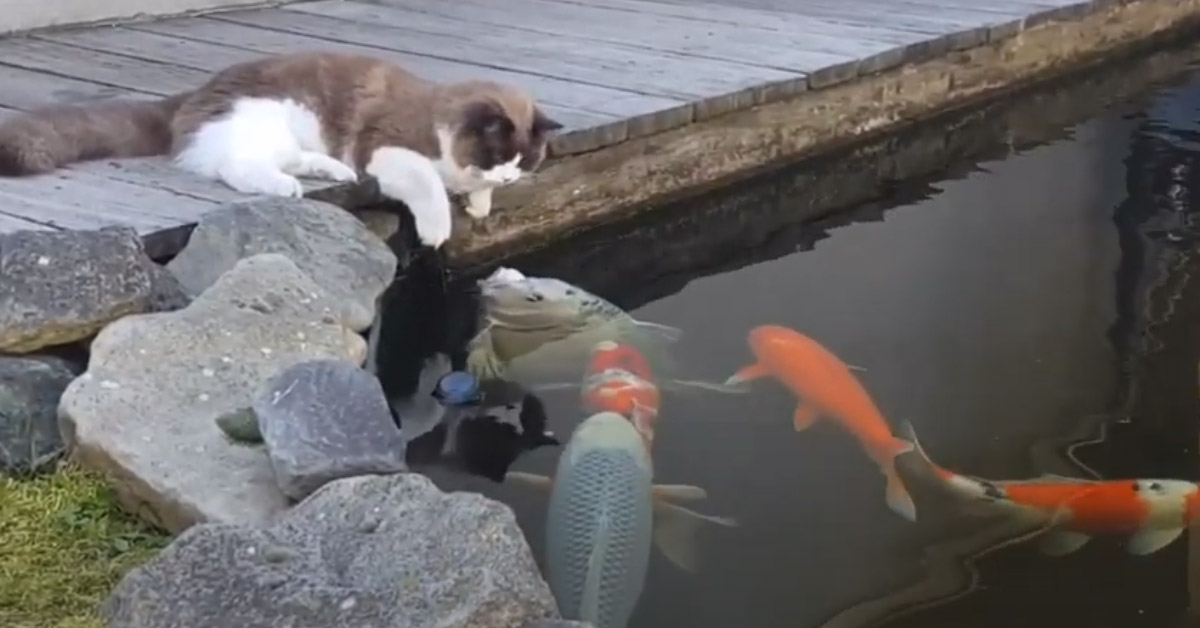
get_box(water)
[384,42,1200,628]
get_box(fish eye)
[1149,481,1163,491]
[565,289,575,296]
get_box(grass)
[0,463,170,628]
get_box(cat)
[0,51,564,248]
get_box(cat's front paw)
[411,204,452,248]
[464,188,493,219]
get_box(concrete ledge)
[495,38,1200,305]
[443,0,1200,267]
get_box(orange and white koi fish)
[724,324,917,522]
[901,420,1200,556]
[580,340,662,445]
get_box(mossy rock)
[0,463,169,627]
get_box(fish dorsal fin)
[1038,530,1092,556]
[1037,473,1093,483]
[1127,528,1184,555]
[579,513,610,623]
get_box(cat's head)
[442,83,563,189]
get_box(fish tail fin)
[877,437,918,522]
[651,499,738,573]
[897,420,933,467]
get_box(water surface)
[415,43,1200,628]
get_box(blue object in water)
[436,371,481,405]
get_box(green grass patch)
[0,464,170,628]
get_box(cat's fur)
[0,51,563,248]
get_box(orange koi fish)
[581,340,662,445]
[901,420,1200,555]
[724,324,917,521]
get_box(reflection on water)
[378,41,1200,628]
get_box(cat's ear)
[461,99,512,138]
[532,107,563,134]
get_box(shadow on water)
[375,40,1200,628]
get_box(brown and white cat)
[0,51,563,248]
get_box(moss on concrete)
[0,464,169,628]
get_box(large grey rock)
[166,198,397,331]
[103,473,559,628]
[0,226,157,353]
[0,354,78,474]
[254,359,407,501]
[59,253,367,533]
[523,622,595,628]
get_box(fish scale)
[544,446,654,628]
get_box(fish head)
[581,366,661,445]
[1131,479,1200,513]
[480,273,595,329]
[567,411,653,465]
[746,324,807,358]
[587,340,654,380]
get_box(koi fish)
[723,324,917,522]
[580,340,662,444]
[508,412,737,628]
[901,420,1200,556]
[466,267,683,383]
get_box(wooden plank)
[366,0,875,85]
[122,18,671,151]
[128,16,682,130]
[656,0,1016,49]
[68,158,250,204]
[32,25,615,153]
[0,186,169,232]
[0,208,57,232]
[0,37,211,96]
[532,0,941,77]
[0,64,154,110]
[282,1,806,115]
[0,166,219,228]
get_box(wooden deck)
[0,0,1197,260]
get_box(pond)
[379,41,1200,628]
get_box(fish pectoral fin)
[664,379,753,395]
[1037,530,1092,556]
[651,499,738,573]
[505,471,554,492]
[1127,527,1185,555]
[845,363,868,372]
[723,362,771,387]
[634,320,684,343]
[793,403,820,431]
[652,484,709,502]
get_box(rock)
[357,209,402,243]
[0,354,77,474]
[214,407,262,444]
[103,473,558,628]
[254,359,406,501]
[59,253,367,533]
[145,262,192,313]
[523,622,595,628]
[0,226,157,353]
[166,197,397,331]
